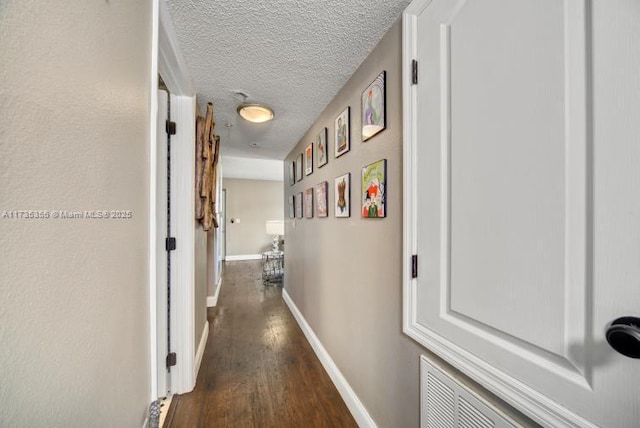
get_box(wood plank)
[166,261,357,428]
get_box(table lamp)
[265,220,284,252]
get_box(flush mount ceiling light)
[237,103,274,123]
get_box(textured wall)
[0,1,153,426]
[284,19,530,427]
[224,179,284,256]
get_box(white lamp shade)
[265,220,284,236]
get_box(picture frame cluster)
[287,70,387,220]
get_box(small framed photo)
[362,71,386,141]
[305,143,313,176]
[295,192,303,218]
[362,159,386,218]
[304,188,314,218]
[289,161,295,186]
[334,173,350,218]
[315,181,328,218]
[296,153,303,182]
[288,195,295,218]
[316,128,328,168]
[334,107,350,158]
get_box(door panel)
[403,0,640,426]
[156,89,170,396]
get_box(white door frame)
[149,0,197,400]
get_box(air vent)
[425,372,455,428]
[421,356,519,428]
[459,397,494,428]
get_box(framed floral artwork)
[295,192,303,218]
[316,127,328,168]
[315,181,328,218]
[334,107,350,158]
[305,143,313,176]
[334,173,350,218]
[296,153,303,182]
[362,71,386,141]
[288,195,295,218]
[304,188,314,218]
[289,161,295,186]
[362,159,386,218]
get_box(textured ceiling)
[166,0,411,160]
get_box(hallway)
[165,261,357,427]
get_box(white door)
[402,1,640,427]
[156,89,170,396]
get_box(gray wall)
[284,19,530,427]
[224,178,284,256]
[0,1,152,426]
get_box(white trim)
[207,276,223,307]
[282,289,377,428]
[225,254,262,261]
[155,89,170,398]
[152,0,195,403]
[402,2,596,428]
[169,94,197,394]
[148,0,160,402]
[194,321,209,380]
[158,1,194,96]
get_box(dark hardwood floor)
[164,260,357,428]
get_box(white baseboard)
[207,276,223,307]
[225,254,262,261]
[282,289,377,428]
[194,321,209,380]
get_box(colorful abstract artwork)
[296,153,303,182]
[305,143,313,176]
[288,195,295,218]
[334,107,350,158]
[362,71,386,141]
[289,161,295,186]
[295,192,303,218]
[304,188,314,218]
[315,181,328,218]
[317,128,328,168]
[334,173,350,218]
[361,159,386,218]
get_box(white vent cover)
[421,356,519,428]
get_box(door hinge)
[411,254,418,278]
[166,352,177,368]
[412,59,418,85]
[165,237,176,251]
[166,120,177,136]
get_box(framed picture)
[304,188,314,218]
[296,153,303,182]
[334,107,350,158]
[316,127,328,168]
[315,181,328,218]
[362,71,386,141]
[288,195,295,218]
[362,159,386,218]
[295,192,303,218]
[305,143,313,176]
[289,161,295,186]
[334,173,350,218]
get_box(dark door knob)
[606,317,640,358]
